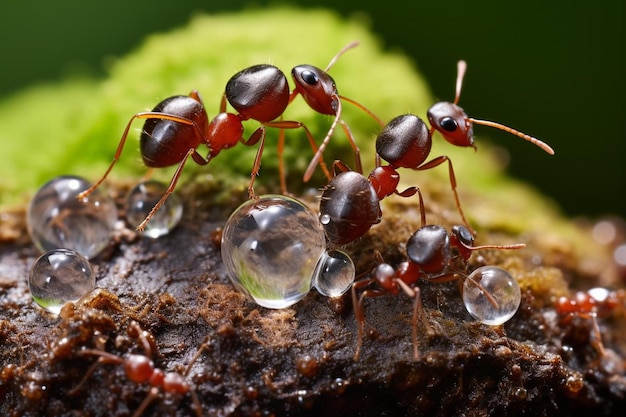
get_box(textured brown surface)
[1,180,625,417]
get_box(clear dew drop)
[320,213,331,225]
[462,266,521,325]
[313,250,355,297]
[221,195,326,309]
[27,176,117,259]
[29,248,96,314]
[125,180,183,238]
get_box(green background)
[0,0,623,218]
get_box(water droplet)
[221,195,325,308]
[320,214,331,225]
[125,180,182,238]
[462,266,521,325]
[29,248,96,314]
[27,176,117,259]
[313,250,355,297]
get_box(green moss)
[0,7,570,246]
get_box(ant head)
[291,65,339,115]
[427,102,474,148]
[450,225,475,260]
[376,114,432,168]
[373,262,399,295]
[406,225,450,274]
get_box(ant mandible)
[69,321,206,417]
[375,60,555,232]
[351,190,525,360]
[78,42,379,230]
[555,287,625,358]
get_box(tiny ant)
[351,189,524,360]
[376,61,554,232]
[555,288,625,357]
[69,321,206,417]
[78,42,379,230]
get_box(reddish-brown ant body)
[375,61,554,231]
[555,288,625,357]
[319,160,421,247]
[69,321,205,417]
[78,42,379,230]
[351,192,524,360]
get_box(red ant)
[555,288,625,358]
[78,42,380,230]
[351,189,524,360]
[375,61,554,232]
[69,321,206,417]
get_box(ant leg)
[131,387,160,417]
[351,279,377,361]
[395,186,426,228]
[241,127,267,200]
[264,120,332,181]
[415,155,475,235]
[396,280,428,360]
[303,97,343,182]
[337,119,363,174]
[277,127,288,195]
[136,147,210,231]
[68,350,124,396]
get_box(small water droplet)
[313,250,355,297]
[125,180,182,238]
[29,249,96,314]
[462,266,521,325]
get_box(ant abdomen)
[376,114,431,169]
[140,95,209,167]
[225,64,290,122]
[319,171,382,246]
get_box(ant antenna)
[325,41,359,72]
[468,118,555,155]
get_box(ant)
[223,40,383,192]
[375,60,554,232]
[351,189,524,360]
[69,321,207,417]
[555,287,625,358]
[78,42,380,230]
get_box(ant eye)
[301,70,319,85]
[440,117,458,132]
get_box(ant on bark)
[69,321,207,417]
[375,61,554,232]
[78,42,380,230]
[555,287,625,358]
[351,190,524,360]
